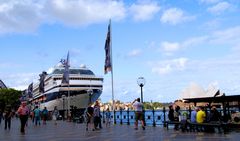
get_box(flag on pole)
[28,83,33,98]
[39,71,47,93]
[61,52,70,85]
[104,21,112,74]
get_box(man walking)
[132,98,145,130]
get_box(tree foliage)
[0,88,22,110]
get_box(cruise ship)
[30,63,103,112]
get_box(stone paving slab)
[0,118,239,141]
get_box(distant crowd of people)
[167,104,236,132]
[85,100,112,131]
[0,101,60,134]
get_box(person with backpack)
[34,106,41,126]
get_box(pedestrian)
[17,101,29,134]
[93,101,102,130]
[34,106,41,126]
[132,98,145,130]
[30,108,35,123]
[196,106,206,123]
[190,107,198,123]
[105,108,111,127]
[52,106,59,125]
[42,107,48,125]
[168,105,174,121]
[85,104,94,131]
[173,105,181,130]
[4,106,13,130]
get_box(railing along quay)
[101,108,170,127]
[101,108,227,127]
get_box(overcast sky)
[0,0,240,103]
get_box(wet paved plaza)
[0,118,239,141]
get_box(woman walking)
[17,101,29,134]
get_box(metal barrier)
[101,108,225,127]
[101,108,171,126]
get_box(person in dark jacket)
[4,107,13,130]
[168,105,174,121]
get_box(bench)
[163,121,181,130]
[188,121,223,133]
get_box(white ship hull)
[39,90,101,111]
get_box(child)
[105,108,111,127]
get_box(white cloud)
[127,49,142,57]
[129,2,160,21]
[0,0,45,34]
[160,8,194,25]
[152,64,171,75]
[0,0,126,34]
[182,36,208,47]
[160,25,240,55]
[199,0,220,4]
[0,63,22,69]
[1,72,38,90]
[46,0,126,26]
[161,41,180,52]
[151,58,188,75]
[207,2,231,15]
[210,25,240,44]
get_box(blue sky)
[0,0,240,103]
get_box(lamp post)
[62,95,66,120]
[137,77,146,126]
[137,77,146,103]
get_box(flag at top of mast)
[61,51,70,85]
[104,20,112,74]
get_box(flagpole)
[109,19,116,124]
[67,52,70,121]
[61,51,70,121]
[68,83,70,120]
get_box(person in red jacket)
[17,101,29,134]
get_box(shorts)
[135,111,143,121]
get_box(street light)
[137,77,146,103]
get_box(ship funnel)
[80,64,86,68]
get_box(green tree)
[0,88,22,110]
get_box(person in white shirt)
[132,98,145,130]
